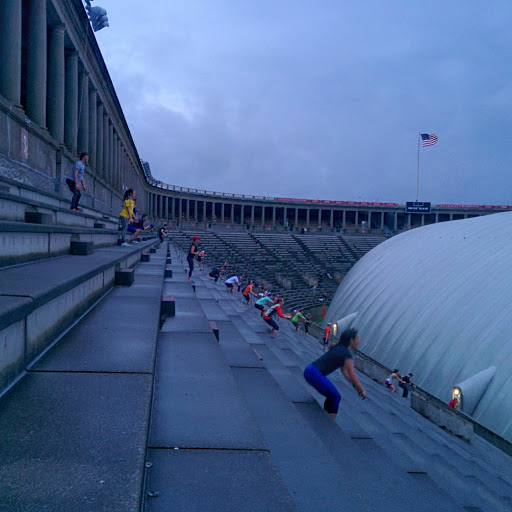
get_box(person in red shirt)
[322,323,332,351]
[262,297,291,335]
[448,397,459,409]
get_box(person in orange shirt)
[242,280,258,305]
[322,323,332,351]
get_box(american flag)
[421,133,438,147]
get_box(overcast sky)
[93,1,512,205]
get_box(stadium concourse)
[1,234,512,511]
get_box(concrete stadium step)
[232,365,379,512]
[0,177,118,229]
[0,239,159,394]
[387,430,512,512]
[294,401,462,512]
[0,250,167,512]
[0,219,119,266]
[144,275,296,512]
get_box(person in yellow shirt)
[119,189,135,247]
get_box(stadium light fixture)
[85,0,109,32]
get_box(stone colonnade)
[0,0,138,200]
[143,192,474,231]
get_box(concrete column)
[113,132,118,190]
[230,203,234,224]
[261,206,265,226]
[116,137,121,191]
[185,199,189,221]
[47,25,65,142]
[421,214,425,226]
[102,114,109,181]
[96,104,104,176]
[0,0,22,106]
[355,211,359,227]
[26,0,47,127]
[202,200,206,223]
[330,210,333,228]
[77,71,89,154]
[306,209,310,228]
[394,213,398,231]
[283,207,287,227]
[178,197,182,222]
[122,150,127,190]
[318,209,321,227]
[64,51,78,154]
[88,89,97,168]
[251,205,255,225]
[194,200,198,222]
[221,202,225,223]
[342,210,346,229]
[272,207,276,227]
[108,121,113,184]
[173,197,177,220]
[295,208,298,225]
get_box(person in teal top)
[255,293,274,313]
[291,310,306,332]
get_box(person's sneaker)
[131,240,140,244]
[121,242,131,247]
[71,208,80,212]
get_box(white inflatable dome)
[325,211,512,441]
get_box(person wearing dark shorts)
[303,328,366,420]
[225,275,241,293]
[209,267,222,282]
[262,298,291,335]
[242,280,258,305]
[158,223,168,244]
[187,235,200,281]
[304,313,312,336]
[255,293,273,312]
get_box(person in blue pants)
[303,328,366,420]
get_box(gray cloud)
[95,1,512,204]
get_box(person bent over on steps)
[304,328,366,420]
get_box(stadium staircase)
[1,236,512,511]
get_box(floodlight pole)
[416,132,421,202]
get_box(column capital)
[52,23,66,34]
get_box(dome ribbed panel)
[325,212,512,440]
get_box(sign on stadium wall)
[406,202,431,214]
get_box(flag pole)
[416,132,421,202]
